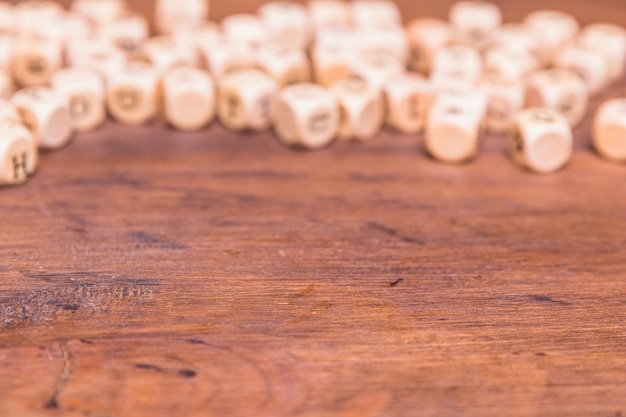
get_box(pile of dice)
[1,0,625,187]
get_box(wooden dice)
[10,37,62,87]
[554,43,609,95]
[593,99,626,162]
[384,73,435,134]
[51,67,106,132]
[155,0,209,35]
[162,67,215,131]
[351,0,402,29]
[484,48,539,82]
[430,45,483,91]
[579,23,626,82]
[330,76,384,142]
[523,10,579,63]
[202,40,258,80]
[480,73,524,134]
[11,86,72,150]
[406,18,453,74]
[222,14,269,49]
[217,69,278,132]
[0,119,37,185]
[142,36,200,73]
[525,69,588,127]
[449,1,502,50]
[312,43,355,87]
[425,91,487,163]
[100,11,149,54]
[106,62,160,126]
[272,83,339,149]
[256,46,311,88]
[350,51,405,89]
[258,2,312,50]
[66,38,127,79]
[510,108,573,173]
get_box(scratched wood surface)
[1,0,626,416]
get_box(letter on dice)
[51,68,106,132]
[0,119,37,185]
[11,37,62,87]
[593,99,626,162]
[272,83,339,149]
[163,67,215,131]
[106,62,159,126]
[425,91,487,163]
[510,108,573,173]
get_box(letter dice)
[272,83,339,149]
[155,0,209,35]
[510,108,573,173]
[525,69,588,127]
[479,73,525,133]
[425,91,487,163]
[449,1,502,50]
[11,86,72,150]
[217,69,278,132]
[106,62,160,126]
[579,24,626,82]
[523,10,579,63]
[163,67,215,131]
[430,45,483,91]
[330,76,384,142]
[256,46,311,88]
[51,68,106,132]
[554,43,609,95]
[258,2,312,50]
[384,73,435,134]
[406,18,453,74]
[11,37,62,87]
[593,99,626,162]
[142,36,200,74]
[0,119,37,185]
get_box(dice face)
[406,19,453,74]
[217,70,278,131]
[593,99,626,162]
[100,12,149,54]
[490,24,541,59]
[525,69,588,127]
[523,10,580,63]
[312,44,355,87]
[0,122,37,185]
[51,68,106,132]
[350,51,405,89]
[272,83,339,149]
[511,108,573,173]
[331,77,384,141]
[384,73,435,134]
[579,23,626,82]
[554,43,609,95]
[11,87,72,150]
[163,67,215,131]
[484,48,539,82]
[430,45,483,91]
[449,1,502,50]
[11,38,62,87]
[258,2,312,50]
[155,0,209,35]
[106,62,159,126]
[480,74,525,133]
[256,46,311,88]
[425,91,487,163]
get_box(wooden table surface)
[1,1,626,416]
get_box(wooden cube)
[217,69,278,132]
[523,10,579,63]
[173,22,222,54]
[201,39,258,80]
[510,108,573,173]
[330,76,384,142]
[350,51,405,89]
[0,119,37,185]
[142,36,200,74]
[10,37,62,87]
[14,1,65,37]
[479,73,525,133]
[11,86,72,150]
[425,91,487,163]
[384,72,435,134]
[51,67,106,132]
[312,43,355,87]
[272,83,339,149]
[258,2,312,50]
[155,0,209,35]
[162,67,215,131]
[66,37,127,79]
[406,18,453,74]
[351,0,401,29]
[525,69,588,127]
[430,45,483,91]
[449,1,502,50]
[106,62,159,126]
[490,24,541,59]
[579,23,626,82]
[554,43,609,95]
[256,46,311,88]
[593,99,626,162]
[100,11,149,54]
[221,14,269,50]
[357,25,410,65]
[483,48,539,82]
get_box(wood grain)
[1,1,626,416]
